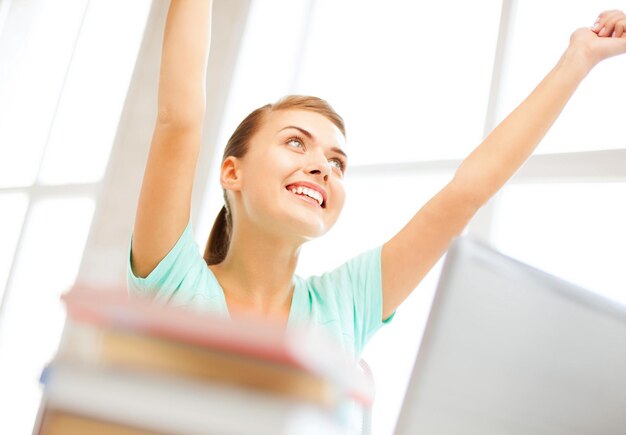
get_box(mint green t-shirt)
[127,220,394,361]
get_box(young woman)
[128,1,626,362]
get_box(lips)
[285,181,327,208]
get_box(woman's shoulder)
[294,244,387,360]
[127,219,227,313]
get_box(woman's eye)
[287,137,305,149]
[329,159,345,173]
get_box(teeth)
[288,185,324,206]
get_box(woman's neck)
[208,223,302,320]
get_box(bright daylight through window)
[0,1,624,434]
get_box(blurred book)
[34,284,372,435]
[38,362,346,435]
[39,409,156,435]
[53,321,341,407]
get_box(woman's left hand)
[569,10,626,69]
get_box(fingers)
[592,10,626,37]
[615,21,625,38]
[593,10,620,36]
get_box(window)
[204,1,626,434]
[0,198,95,432]
[0,0,151,432]
[497,0,626,154]
[3,0,623,434]
[296,0,502,164]
[491,182,626,305]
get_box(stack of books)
[33,285,373,435]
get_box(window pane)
[491,183,626,306]
[498,0,626,154]
[214,0,311,154]
[297,172,451,275]
[295,0,502,165]
[0,0,88,187]
[297,171,453,435]
[37,0,152,185]
[0,2,11,37]
[0,197,94,434]
[200,0,313,240]
[0,193,29,301]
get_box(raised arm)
[131,0,213,278]
[381,10,626,319]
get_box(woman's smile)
[284,182,327,208]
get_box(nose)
[305,153,331,182]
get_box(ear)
[220,156,242,192]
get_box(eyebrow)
[279,125,348,160]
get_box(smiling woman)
[204,96,348,269]
[129,89,395,358]
[128,0,626,392]
[121,2,626,434]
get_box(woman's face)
[225,109,347,242]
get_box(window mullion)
[0,194,32,333]
[467,0,515,242]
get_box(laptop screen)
[394,237,626,435]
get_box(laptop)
[393,237,626,435]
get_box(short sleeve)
[304,245,395,358]
[127,220,213,307]
[341,245,395,343]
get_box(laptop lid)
[394,237,626,435]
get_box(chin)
[277,213,334,241]
[290,220,329,240]
[258,197,340,240]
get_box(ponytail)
[204,203,231,265]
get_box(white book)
[38,362,348,435]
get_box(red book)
[60,284,374,405]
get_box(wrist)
[557,45,595,79]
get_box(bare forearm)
[454,48,591,205]
[158,0,213,122]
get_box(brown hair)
[203,95,345,265]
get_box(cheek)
[239,169,272,212]
[331,185,346,213]
[245,182,274,208]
